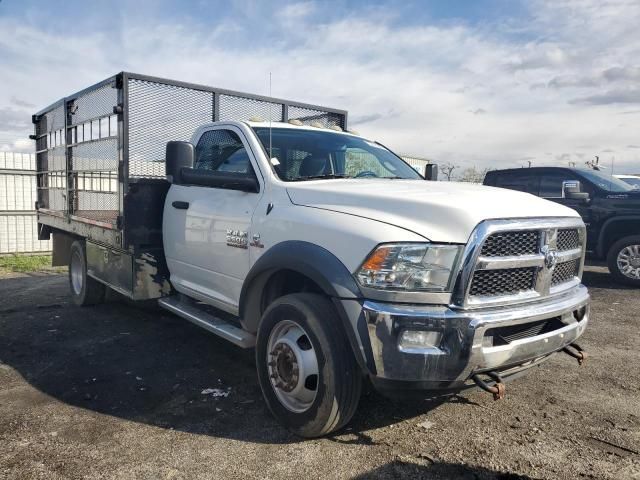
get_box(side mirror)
[563,180,590,202]
[166,141,194,184]
[180,169,259,193]
[424,163,438,181]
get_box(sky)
[1,0,639,174]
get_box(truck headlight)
[356,243,462,292]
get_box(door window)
[496,172,539,195]
[195,129,255,176]
[540,173,573,198]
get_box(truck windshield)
[252,127,422,181]
[577,169,636,192]
[618,177,640,189]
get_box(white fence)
[0,152,52,254]
[400,154,432,174]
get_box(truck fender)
[239,241,374,373]
[597,215,640,257]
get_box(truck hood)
[286,179,580,243]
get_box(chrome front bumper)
[362,285,590,389]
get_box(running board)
[158,296,256,348]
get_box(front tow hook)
[472,371,506,401]
[563,342,587,366]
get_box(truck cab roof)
[243,120,360,136]
[484,167,638,193]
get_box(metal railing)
[33,72,348,250]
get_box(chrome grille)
[469,268,537,296]
[480,230,539,257]
[455,219,586,308]
[551,259,580,286]
[557,229,580,251]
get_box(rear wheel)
[256,293,362,438]
[607,235,640,287]
[69,240,106,306]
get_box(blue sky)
[1,0,639,174]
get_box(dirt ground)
[0,266,638,479]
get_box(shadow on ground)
[582,265,634,290]
[0,274,458,447]
[354,460,538,479]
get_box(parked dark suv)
[484,167,640,286]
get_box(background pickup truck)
[484,167,640,286]
[33,73,590,437]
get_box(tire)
[69,240,106,306]
[256,293,362,438]
[607,235,640,287]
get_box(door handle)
[172,201,190,210]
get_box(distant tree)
[440,162,458,181]
[459,166,491,184]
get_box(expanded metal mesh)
[71,138,119,224]
[128,78,213,178]
[72,138,118,171]
[70,82,118,125]
[62,82,121,225]
[35,103,64,135]
[126,76,346,178]
[35,81,121,224]
[36,140,67,212]
[36,101,67,214]
[288,105,344,129]
[39,172,67,211]
[48,146,66,172]
[219,94,282,123]
[34,73,349,225]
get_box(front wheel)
[256,293,362,438]
[607,235,640,287]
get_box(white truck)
[33,73,590,437]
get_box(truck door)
[164,126,263,313]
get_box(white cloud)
[0,0,639,172]
[280,1,316,21]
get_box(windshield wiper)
[296,173,351,181]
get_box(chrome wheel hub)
[70,250,84,295]
[266,320,319,413]
[617,244,640,279]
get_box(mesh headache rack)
[32,72,348,251]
